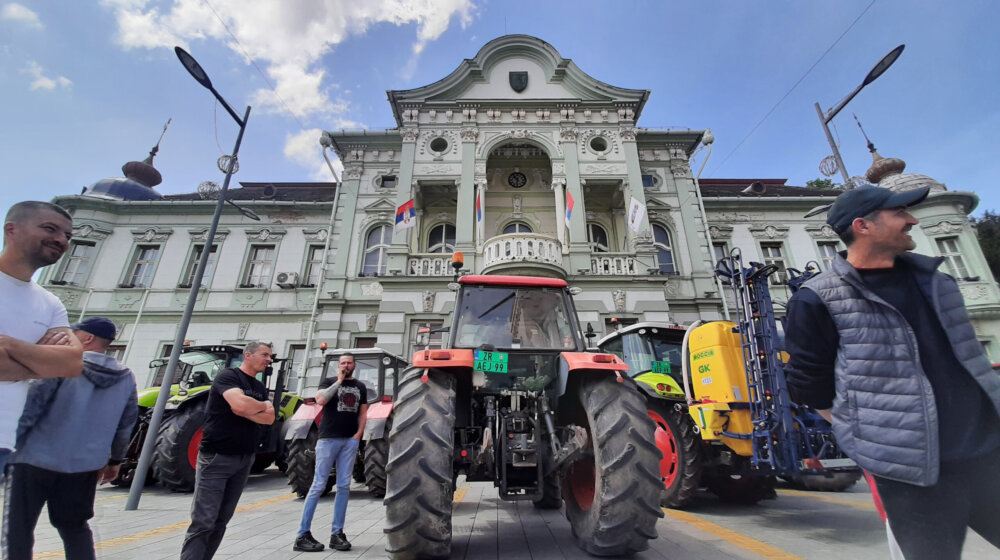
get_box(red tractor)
[284,347,407,498]
[384,273,663,559]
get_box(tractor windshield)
[150,350,241,387]
[454,285,575,350]
[353,357,380,404]
[602,327,684,381]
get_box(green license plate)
[474,350,508,373]
[651,360,672,374]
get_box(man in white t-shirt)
[0,201,84,475]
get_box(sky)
[2,0,998,221]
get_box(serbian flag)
[565,192,574,227]
[395,199,416,232]
[475,191,482,222]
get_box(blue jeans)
[297,437,359,537]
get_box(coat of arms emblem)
[509,71,528,93]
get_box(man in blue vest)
[785,186,1000,560]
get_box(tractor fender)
[285,402,323,441]
[555,352,629,397]
[363,401,394,441]
[166,390,209,412]
[411,348,474,368]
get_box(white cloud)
[101,0,477,120]
[22,61,71,91]
[284,128,343,181]
[1,3,43,29]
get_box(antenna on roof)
[853,113,875,153]
[149,118,172,160]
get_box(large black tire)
[364,438,389,498]
[353,440,367,483]
[705,473,777,504]
[285,428,335,499]
[563,377,664,556]
[789,471,862,492]
[647,401,702,508]
[384,368,456,560]
[152,405,205,492]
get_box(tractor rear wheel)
[152,406,205,492]
[705,473,776,504]
[790,471,862,492]
[384,368,456,560]
[647,401,702,508]
[364,437,389,498]
[563,377,663,556]
[285,428,335,498]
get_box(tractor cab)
[147,345,244,391]
[319,347,408,403]
[597,323,688,399]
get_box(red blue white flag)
[395,199,416,232]
[476,191,482,222]
[565,192,574,227]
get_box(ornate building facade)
[44,35,1000,387]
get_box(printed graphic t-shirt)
[318,378,369,439]
[200,367,269,455]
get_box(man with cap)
[784,186,1000,560]
[2,317,138,560]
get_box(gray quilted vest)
[802,252,1000,486]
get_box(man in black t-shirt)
[180,342,275,560]
[293,353,368,553]
[785,186,1000,560]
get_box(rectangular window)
[57,240,96,285]
[409,320,444,355]
[712,242,729,265]
[182,244,218,287]
[285,344,306,393]
[106,345,127,362]
[354,337,377,349]
[760,243,788,285]
[304,245,324,287]
[936,237,969,279]
[604,317,638,335]
[126,245,160,288]
[817,241,840,272]
[641,174,658,188]
[243,244,275,288]
[379,175,397,189]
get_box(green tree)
[806,178,837,189]
[973,210,1000,280]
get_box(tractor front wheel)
[789,472,862,492]
[647,401,702,508]
[563,377,663,556]
[384,368,456,560]
[364,437,389,498]
[285,428,335,499]
[152,406,205,492]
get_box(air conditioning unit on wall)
[276,271,299,289]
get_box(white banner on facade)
[627,197,646,234]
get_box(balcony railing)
[483,233,563,269]
[590,253,639,275]
[407,254,453,276]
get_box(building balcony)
[407,254,453,276]
[589,253,640,276]
[482,233,565,277]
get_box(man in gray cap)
[784,186,1000,559]
[2,317,138,560]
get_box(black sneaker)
[330,531,352,551]
[293,531,325,552]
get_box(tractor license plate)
[651,360,671,374]
[474,350,508,373]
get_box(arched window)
[361,225,392,276]
[587,223,609,253]
[502,222,533,235]
[427,224,456,254]
[652,224,675,274]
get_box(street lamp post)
[815,44,904,186]
[126,47,252,510]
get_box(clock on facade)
[507,172,527,188]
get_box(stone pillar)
[455,127,478,267]
[330,165,362,279]
[386,128,418,273]
[552,177,566,253]
[620,126,652,248]
[560,127,590,272]
[475,177,488,251]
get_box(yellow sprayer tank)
[687,321,753,456]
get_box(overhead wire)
[711,0,877,174]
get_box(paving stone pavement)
[5,470,996,559]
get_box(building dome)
[84,147,164,201]
[864,147,946,194]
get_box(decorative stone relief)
[417,164,457,175]
[552,163,565,175]
[130,227,172,243]
[303,228,329,242]
[245,227,287,242]
[401,128,419,142]
[461,127,479,142]
[422,290,435,312]
[188,228,230,243]
[612,289,626,313]
[708,225,734,240]
[921,220,966,235]
[55,290,80,308]
[236,290,266,310]
[111,291,144,310]
[366,313,378,332]
[583,164,623,175]
[535,109,551,121]
[619,127,637,142]
[670,162,691,178]
[401,108,419,122]
[72,222,112,240]
[445,110,453,121]
[344,166,363,180]
[512,195,522,214]
[238,322,250,339]
[559,128,579,142]
[474,162,487,175]
[716,211,764,223]
[805,225,839,239]
[960,284,989,301]
[474,176,488,189]
[461,107,478,121]
[749,224,790,240]
[361,282,383,297]
[551,177,566,189]
[663,278,677,297]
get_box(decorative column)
[619,126,652,248]
[386,128,418,273]
[330,164,363,278]
[475,177,488,251]
[551,177,567,253]
[455,126,478,267]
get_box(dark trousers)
[179,451,254,560]
[2,463,99,560]
[874,447,1000,560]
